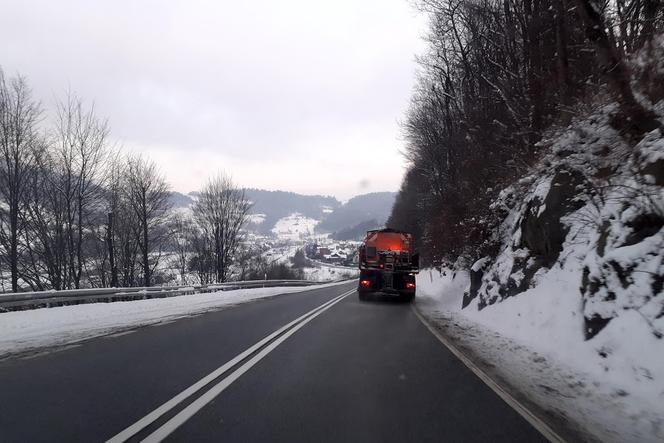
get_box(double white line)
[107,288,354,443]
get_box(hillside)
[330,219,381,240]
[243,189,339,233]
[168,190,396,236]
[316,192,396,233]
[169,191,196,209]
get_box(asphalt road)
[0,281,547,443]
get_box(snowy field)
[247,213,266,225]
[303,264,358,281]
[271,213,319,241]
[416,268,664,442]
[0,281,347,359]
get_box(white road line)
[104,330,136,338]
[411,306,566,443]
[106,288,354,443]
[149,320,177,327]
[142,290,350,442]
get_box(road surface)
[0,281,547,442]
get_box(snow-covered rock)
[416,104,664,441]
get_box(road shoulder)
[413,304,603,443]
[0,281,351,361]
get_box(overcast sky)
[1,0,427,199]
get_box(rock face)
[467,168,587,309]
[463,258,488,308]
[578,135,664,339]
[519,169,585,267]
[460,108,663,347]
[580,210,664,339]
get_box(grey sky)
[1,0,426,199]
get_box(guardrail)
[0,280,324,312]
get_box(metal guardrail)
[0,280,322,312]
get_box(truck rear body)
[358,229,419,301]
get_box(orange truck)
[357,228,419,302]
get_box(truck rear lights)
[360,279,371,287]
[406,282,415,289]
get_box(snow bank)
[415,103,664,441]
[0,282,346,358]
[303,264,358,282]
[417,269,664,442]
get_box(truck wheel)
[358,291,368,301]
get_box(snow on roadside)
[0,281,347,358]
[303,264,359,282]
[416,268,664,443]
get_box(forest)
[388,0,664,265]
[0,74,254,292]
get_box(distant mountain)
[331,219,382,241]
[168,189,396,236]
[169,191,195,209]
[316,192,396,233]
[243,189,339,233]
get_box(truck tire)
[358,291,369,301]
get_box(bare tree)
[576,0,661,138]
[193,174,251,283]
[169,214,194,284]
[20,147,68,290]
[46,92,110,288]
[125,155,171,286]
[67,94,108,287]
[189,226,214,284]
[393,0,663,265]
[0,71,41,291]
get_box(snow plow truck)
[357,228,419,302]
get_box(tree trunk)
[524,0,545,136]
[75,195,83,288]
[107,212,118,287]
[576,0,661,139]
[143,218,150,286]
[10,201,18,292]
[554,0,572,110]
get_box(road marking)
[107,288,354,443]
[142,289,351,442]
[104,330,136,338]
[150,320,177,327]
[411,306,566,443]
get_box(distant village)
[304,241,360,267]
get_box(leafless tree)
[169,214,194,285]
[0,71,41,291]
[189,226,214,284]
[125,155,171,286]
[391,0,663,265]
[50,92,110,288]
[20,147,68,290]
[575,0,661,138]
[193,174,251,283]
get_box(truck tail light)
[406,282,415,289]
[360,279,371,287]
